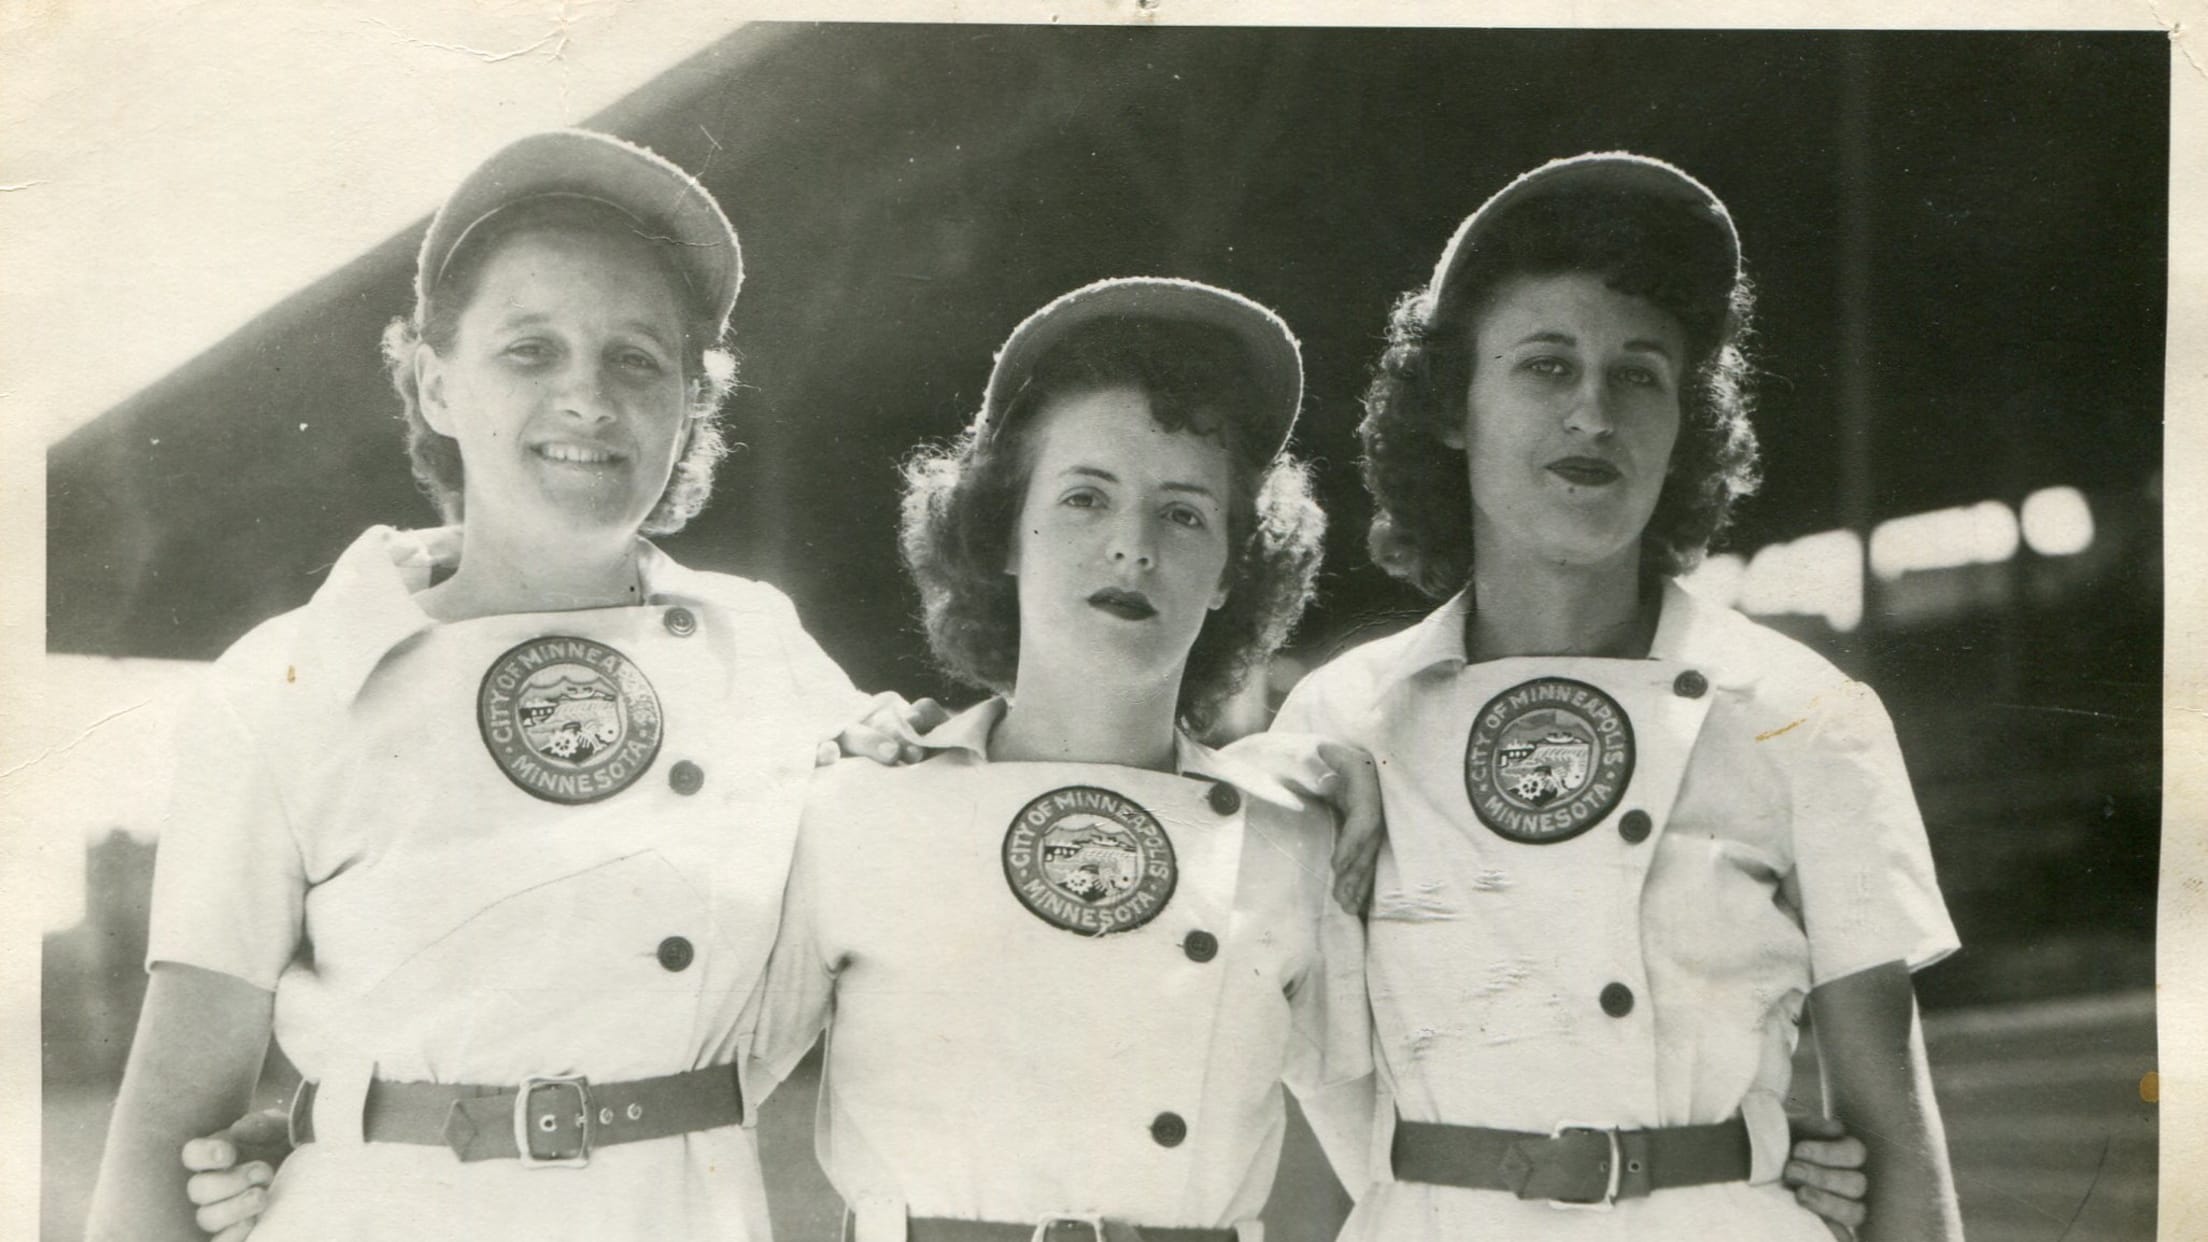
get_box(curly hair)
[900,316,1326,733]
[1360,189,1762,598]
[381,196,739,536]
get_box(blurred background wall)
[40,23,2164,1241]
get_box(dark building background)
[44,24,2164,1241]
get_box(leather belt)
[886,1216,1237,1242]
[289,1066,743,1166]
[1390,1114,1752,1207]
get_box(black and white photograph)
[7,5,2198,1242]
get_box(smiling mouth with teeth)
[536,443,620,465]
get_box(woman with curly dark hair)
[1277,154,1960,1242]
[745,279,1379,1242]
[897,284,1326,736]
[1357,164,1761,598]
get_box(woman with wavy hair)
[743,278,1379,1242]
[1277,153,1960,1241]
[89,130,886,1242]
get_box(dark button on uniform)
[668,760,704,796]
[664,606,698,637]
[657,936,695,972]
[1149,1111,1188,1147]
[1673,669,1708,699]
[1183,931,1219,963]
[1618,809,1652,844]
[1206,782,1241,816]
[1600,982,1635,1018]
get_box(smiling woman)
[390,193,738,550]
[418,224,693,544]
[84,130,872,1242]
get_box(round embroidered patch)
[478,636,664,804]
[1002,786,1177,935]
[1463,677,1635,844]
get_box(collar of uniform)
[299,526,450,703]
[1376,579,1754,692]
[304,525,700,704]
[913,697,1005,759]
[1377,588,1475,688]
[631,539,722,608]
[917,697,1302,810]
[1645,576,1757,692]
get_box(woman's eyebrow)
[1062,465,1220,502]
[487,311,674,348]
[615,320,677,352]
[1513,329,1676,365]
[1512,330,1576,349]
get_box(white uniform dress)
[742,699,1374,1242]
[1272,580,1958,1241]
[144,526,867,1242]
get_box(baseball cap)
[415,129,741,332]
[979,277,1304,461]
[1426,151,1740,320]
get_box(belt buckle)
[1032,1213,1107,1242]
[1544,1122,1620,1211]
[515,1074,592,1168]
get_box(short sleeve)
[1284,882,1372,1095]
[1788,679,1960,988]
[1220,659,1362,802]
[1269,659,1340,738]
[739,803,839,1102]
[143,679,305,992]
[765,589,870,740]
[1217,730,1337,808]
[1284,851,1377,1187]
